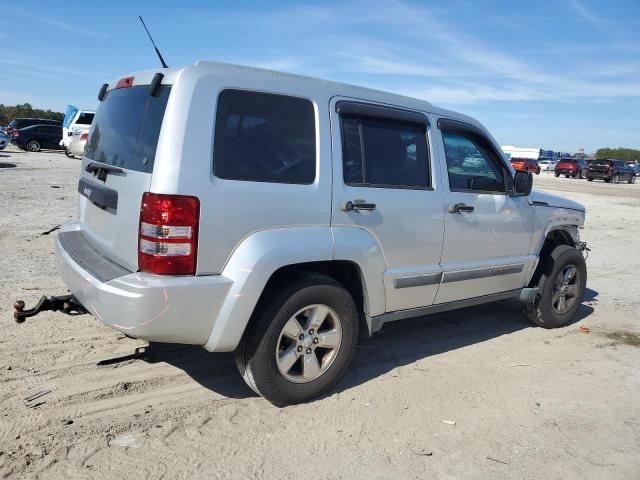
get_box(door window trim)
[336,101,433,190]
[437,117,513,195]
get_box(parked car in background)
[626,161,640,175]
[555,159,588,178]
[4,118,61,138]
[587,159,636,184]
[68,131,89,157]
[510,157,540,174]
[538,160,555,171]
[61,106,95,157]
[11,124,63,152]
[0,131,8,150]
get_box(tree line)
[0,103,64,126]
[595,148,640,162]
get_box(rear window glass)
[213,90,316,184]
[84,86,171,173]
[75,112,95,125]
[591,160,611,165]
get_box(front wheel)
[235,274,359,406]
[587,177,594,182]
[525,245,587,328]
[555,172,560,177]
[629,175,636,184]
[26,140,41,152]
[612,174,620,184]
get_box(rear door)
[79,84,171,271]
[330,99,445,312]
[433,118,535,304]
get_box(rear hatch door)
[79,83,171,271]
[589,160,610,173]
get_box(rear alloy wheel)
[629,175,636,184]
[612,174,620,184]
[26,140,41,152]
[587,177,593,181]
[235,274,358,406]
[525,245,587,328]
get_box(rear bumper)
[556,168,577,175]
[587,172,610,179]
[55,224,233,345]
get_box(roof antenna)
[138,16,168,68]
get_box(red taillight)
[11,128,18,137]
[80,132,88,141]
[138,193,200,275]
[115,76,134,89]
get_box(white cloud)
[6,7,107,38]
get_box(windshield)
[84,85,171,173]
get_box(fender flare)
[203,226,387,352]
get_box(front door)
[330,98,445,312]
[433,119,535,304]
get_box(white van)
[61,106,95,157]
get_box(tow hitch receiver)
[14,295,87,324]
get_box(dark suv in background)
[10,124,63,152]
[3,118,62,137]
[587,159,636,184]
[555,158,588,178]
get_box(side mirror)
[512,170,533,196]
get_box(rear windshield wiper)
[85,162,125,176]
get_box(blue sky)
[1,0,638,152]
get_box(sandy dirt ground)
[1,146,639,479]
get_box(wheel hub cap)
[552,265,580,315]
[275,304,343,384]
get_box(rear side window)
[442,131,506,193]
[75,112,95,125]
[214,90,316,184]
[84,86,171,173]
[340,115,430,188]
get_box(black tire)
[525,245,587,328]
[26,140,41,152]
[565,175,570,178]
[629,175,636,184]
[235,273,359,406]
[587,177,593,182]
[604,177,611,183]
[555,172,560,177]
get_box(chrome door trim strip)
[442,263,524,283]
[393,272,443,289]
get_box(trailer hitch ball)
[14,301,26,323]
[12,295,87,323]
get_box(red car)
[555,159,588,179]
[510,157,540,175]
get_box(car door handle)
[449,203,474,214]
[342,200,376,212]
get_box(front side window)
[214,90,316,184]
[442,131,507,193]
[340,115,430,188]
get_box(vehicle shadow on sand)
[121,289,597,402]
